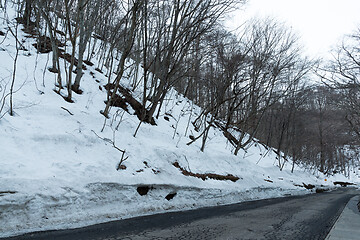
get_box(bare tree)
[72,0,113,93]
[101,0,143,118]
[142,0,241,123]
[231,18,311,155]
[8,4,21,116]
[323,27,360,139]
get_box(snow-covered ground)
[0,9,359,238]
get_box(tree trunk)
[23,0,32,26]
[102,0,141,118]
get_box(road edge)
[325,195,360,240]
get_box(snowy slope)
[0,10,359,238]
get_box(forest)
[1,0,360,177]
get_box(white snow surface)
[0,10,359,238]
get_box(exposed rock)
[165,192,177,201]
[137,186,151,196]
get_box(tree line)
[0,0,359,175]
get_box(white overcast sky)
[227,0,360,58]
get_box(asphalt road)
[4,188,359,240]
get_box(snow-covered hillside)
[0,8,359,238]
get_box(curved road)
[5,188,359,240]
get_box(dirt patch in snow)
[59,52,87,70]
[315,188,329,193]
[333,181,355,187]
[32,35,65,54]
[83,60,94,66]
[173,162,240,182]
[104,84,156,125]
[105,93,128,110]
[302,183,315,189]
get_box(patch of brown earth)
[173,162,240,182]
[59,52,87,70]
[333,181,355,187]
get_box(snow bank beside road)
[0,182,313,238]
